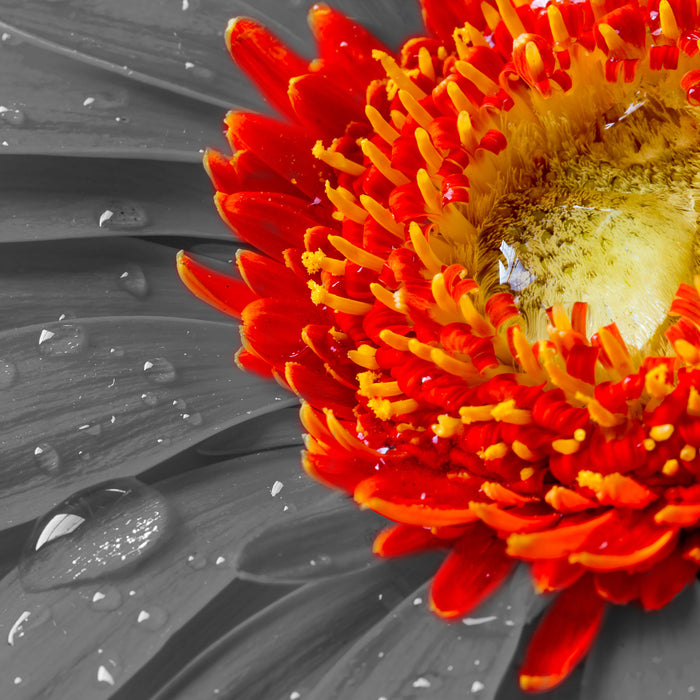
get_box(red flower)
[179,0,700,691]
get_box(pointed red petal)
[226,17,308,122]
[285,361,356,419]
[236,250,307,299]
[429,524,515,619]
[373,523,448,557]
[530,558,586,593]
[519,575,606,692]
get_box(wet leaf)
[0,39,225,159]
[0,156,229,242]
[150,558,437,700]
[0,448,324,698]
[237,493,388,582]
[0,237,230,329]
[305,565,544,700]
[580,583,700,699]
[0,315,296,529]
[0,0,423,110]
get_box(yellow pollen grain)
[370,282,402,312]
[649,424,674,442]
[681,444,697,462]
[324,182,368,224]
[418,46,435,81]
[576,470,603,491]
[416,168,442,212]
[312,141,365,176]
[662,459,680,476]
[372,50,427,101]
[360,138,410,187]
[483,442,509,460]
[409,222,443,275]
[432,414,463,438]
[359,194,404,237]
[415,128,444,173]
[328,235,385,272]
[643,438,656,451]
[659,0,681,41]
[547,5,570,45]
[301,249,345,275]
[459,405,495,423]
[365,104,400,144]
[495,0,526,39]
[307,280,373,315]
[574,429,587,442]
[348,344,379,370]
[455,60,499,96]
[398,89,434,131]
[368,396,420,420]
[597,23,628,55]
[551,438,581,455]
[379,328,411,352]
[512,440,537,461]
[492,399,532,425]
[645,365,671,399]
[520,467,536,480]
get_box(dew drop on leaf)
[143,357,176,385]
[33,443,61,474]
[0,105,27,127]
[135,606,168,631]
[19,478,172,592]
[117,264,149,299]
[38,323,88,357]
[97,200,149,231]
[0,358,18,389]
[90,585,123,612]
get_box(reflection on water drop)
[78,423,102,437]
[97,200,149,231]
[33,443,61,474]
[90,585,123,612]
[95,650,122,687]
[19,478,171,592]
[186,552,207,570]
[182,411,203,426]
[7,606,51,646]
[406,672,442,694]
[38,323,88,356]
[172,398,187,410]
[143,357,176,384]
[0,105,27,126]
[118,264,149,299]
[0,358,17,388]
[136,606,168,631]
[141,391,159,407]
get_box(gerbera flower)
[178,0,700,694]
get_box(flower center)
[479,82,700,353]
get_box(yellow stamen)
[390,109,406,130]
[584,397,626,428]
[597,23,629,55]
[359,194,405,237]
[372,50,427,101]
[431,273,461,321]
[360,138,410,187]
[511,326,546,381]
[662,459,680,476]
[358,371,402,397]
[370,282,402,312]
[659,0,681,41]
[551,438,581,455]
[409,221,443,275]
[418,45,435,81]
[494,0,526,40]
[512,440,538,461]
[492,399,532,425]
[574,429,586,441]
[689,387,700,416]
[432,414,463,438]
[415,128,444,173]
[643,438,656,451]
[460,405,496,423]
[547,5,570,45]
[524,40,545,79]
[455,59,499,96]
[368,396,420,420]
[301,249,346,275]
[365,104,400,144]
[328,235,385,272]
[308,280,373,315]
[312,141,365,176]
[398,89,434,130]
[456,109,479,150]
[520,467,535,480]
[597,327,634,378]
[348,344,380,370]
[324,181,368,224]
[407,338,437,363]
[681,444,697,462]
[645,364,672,400]
[483,442,509,460]
[457,293,494,336]
[649,424,674,442]
[416,168,442,212]
[324,409,379,456]
[379,328,411,352]
[481,1,502,31]
[430,347,481,380]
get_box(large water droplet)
[136,605,168,631]
[118,264,149,299]
[7,606,51,646]
[182,411,203,427]
[0,105,27,126]
[90,585,123,612]
[33,443,61,474]
[143,357,176,384]
[0,358,18,389]
[97,200,148,231]
[141,391,159,407]
[19,478,171,592]
[38,323,88,357]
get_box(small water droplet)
[109,346,125,359]
[143,357,176,384]
[0,358,17,388]
[38,323,88,357]
[78,423,102,437]
[90,585,123,611]
[7,606,51,646]
[136,605,168,631]
[141,392,159,406]
[33,443,61,474]
[118,264,149,299]
[97,200,148,230]
[406,672,442,695]
[186,64,215,82]
[1,31,23,45]
[172,398,187,410]
[19,479,171,592]
[156,436,172,447]
[186,553,207,570]
[95,650,122,687]
[182,411,202,426]
[0,104,27,126]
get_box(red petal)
[373,523,448,557]
[429,524,515,619]
[236,250,307,299]
[530,558,586,593]
[226,17,308,122]
[519,574,606,692]
[638,550,699,610]
[285,361,356,419]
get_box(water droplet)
[186,552,207,570]
[136,606,168,631]
[89,89,129,110]
[97,200,148,231]
[118,264,149,299]
[172,398,187,410]
[95,650,121,687]
[33,443,61,474]
[141,392,159,406]
[0,104,27,126]
[0,358,17,388]
[143,357,176,384]
[109,346,125,359]
[186,63,215,82]
[78,423,102,437]
[38,323,88,357]
[90,585,123,611]
[7,606,51,646]
[19,478,171,592]
[182,411,202,426]
[405,672,442,695]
